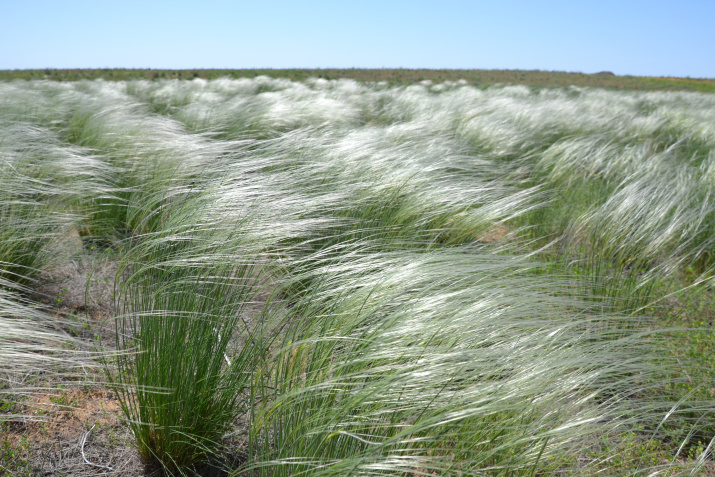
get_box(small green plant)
[0,428,31,477]
[56,288,67,305]
[49,390,78,410]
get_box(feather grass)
[1,77,714,475]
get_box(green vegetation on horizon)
[2,67,715,93]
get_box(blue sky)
[1,0,713,77]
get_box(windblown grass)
[1,77,714,475]
[0,281,81,408]
[246,247,694,476]
[111,224,263,472]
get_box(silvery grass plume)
[244,245,710,476]
[0,279,88,422]
[529,125,715,310]
[0,125,87,285]
[40,83,235,244]
[0,79,230,239]
[0,80,74,129]
[128,77,366,138]
[571,168,715,307]
[0,123,99,426]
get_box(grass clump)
[245,248,689,476]
[109,193,269,473]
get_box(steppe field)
[1,76,715,476]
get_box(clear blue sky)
[1,0,713,78]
